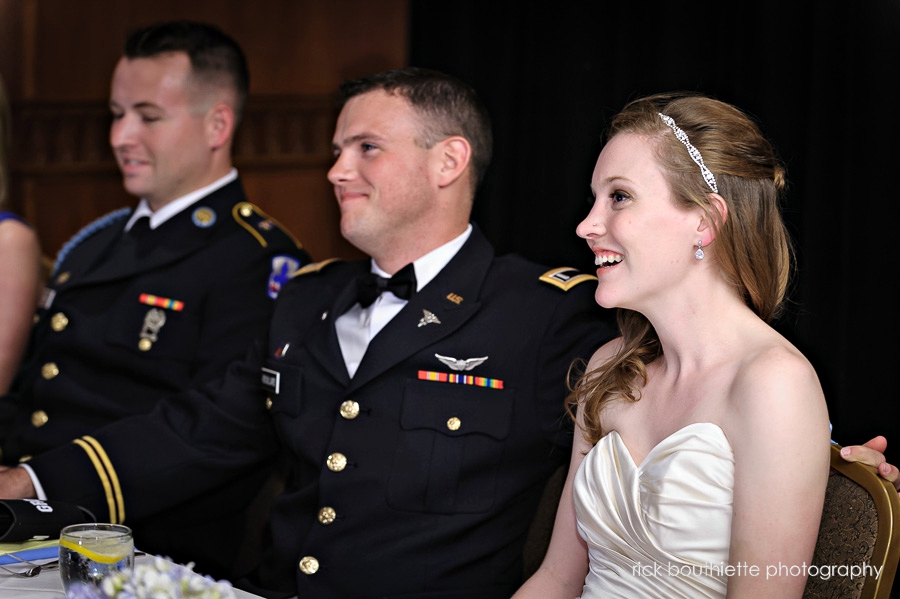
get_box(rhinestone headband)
[658,113,718,193]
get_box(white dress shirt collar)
[370,223,473,290]
[337,224,473,378]
[124,168,238,231]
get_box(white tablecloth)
[0,554,264,598]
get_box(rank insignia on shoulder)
[539,267,597,291]
[268,255,302,299]
[233,202,303,249]
[291,258,341,278]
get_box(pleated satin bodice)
[574,422,735,599]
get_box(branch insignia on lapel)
[418,310,441,327]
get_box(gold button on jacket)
[299,556,319,575]
[31,410,49,427]
[339,400,360,420]
[326,452,347,472]
[51,312,69,332]
[41,362,59,380]
[1,184,312,581]
[317,506,337,524]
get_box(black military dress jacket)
[0,178,310,577]
[25,225,615,598]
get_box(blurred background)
[2,0,898,480]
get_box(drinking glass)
[58,523,134,593]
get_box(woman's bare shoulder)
[586,336,624,371]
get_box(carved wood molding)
[9,94,337,175]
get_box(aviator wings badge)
[435,353,488,371]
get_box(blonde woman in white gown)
[513,93,831,599]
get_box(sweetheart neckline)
[605,421,729,469]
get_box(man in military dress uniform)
[0,21,309,578]
[3,65,900,598]
[2,67,608,597]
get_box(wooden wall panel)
[0,0,27,100]
[241,171,353,261]
[2,0,406,262]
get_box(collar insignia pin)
[418,310,441,327]
[192,207,216,228]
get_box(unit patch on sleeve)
[268,255,302,299]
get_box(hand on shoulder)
[839,436,900,491]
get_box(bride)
[513,92,830,599]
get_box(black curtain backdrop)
[409,1,900,460]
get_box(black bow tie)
[356,263,417,308]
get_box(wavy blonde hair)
[570,92,793,444]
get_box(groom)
[2,67,898,598]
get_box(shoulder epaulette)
[52,207,132,276]
[232,202,304,250]
[539,267,597,291]
[292,258,342,278]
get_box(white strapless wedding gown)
[574,422,735,599]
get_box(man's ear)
[434,136,471,188]
[697,193,728,244]
[205,102,235,150]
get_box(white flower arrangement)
[65,555,237,599]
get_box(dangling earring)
[694,240,705,260]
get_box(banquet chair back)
[802,443,900,599]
